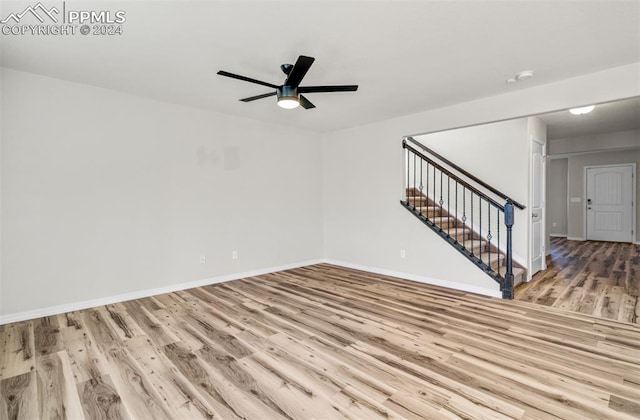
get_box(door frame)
[529,136,547,280]
[583,163,636,243]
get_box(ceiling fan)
[217,55,358,110]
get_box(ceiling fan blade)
[217,70,278,89]
[298,85,358,93]
[239,92,277,102]
[299,95,316,109]
[284,55,315,88]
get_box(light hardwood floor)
[1,264,640,419]
[516,237,640,324]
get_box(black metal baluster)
[479,197,483,264]
[455,181,459,242]
[487,201,492,272]
[426,161,430,221]
[433,165,436,225]
[462,186,467,248]
[439,171,443,231]
[447,176,451,237]
[497,208,501,278]
[412,153,417,209]
[406,147,410,205]
[419,157,424,216]
[470,193,474,255]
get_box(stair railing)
[401,136,525,299]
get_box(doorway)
[585,164,635,243]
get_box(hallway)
[515,237,639,324]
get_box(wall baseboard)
[549,234,568,238]
[1,257,505,325]
[323,259,502,298]
[0,259,323,325]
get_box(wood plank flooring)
[2,263,640,419]
[516,237,640,324]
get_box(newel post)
[503,200,515,299]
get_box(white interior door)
[586,165,634,243]
[530,139,545,276]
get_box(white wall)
[323,63,639,294]
[415,119,529,204]
[1,68,323,317]
[551,129,640,155]
[547,158,569,237]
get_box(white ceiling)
[540,97,640,140]
[1,1,639,132]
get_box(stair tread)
[479,252,503,265]
[450,230,479,240]
[432,216,457,222]
[433,220,462,229]
[415,207,443,216]
[459,239,487,250]
[408,200,436,207]
[414,206,442,211]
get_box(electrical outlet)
[400,249,406,258]
[552,222,557,227]
[232,250,238,260]
[200,255,206,264]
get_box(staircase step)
[406,187,422,197]
[459,238,488,253]
[407,196,435,207]
[483,252,504,267]
[415,206,443,218]
[433,217,462,230]
[449,229,478,242]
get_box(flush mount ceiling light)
[569,105,595,115]
[506,70,535,84]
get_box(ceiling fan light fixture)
[277,86,299,109]
[569,105,595,115]
[277,97,299,109]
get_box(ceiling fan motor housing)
[277,85,298,101]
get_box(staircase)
[404,187,526,284]
[401,137,526,298]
